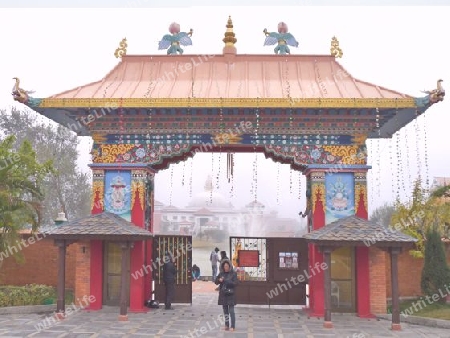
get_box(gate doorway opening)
[103,242,130,306]
[330,246,356,312]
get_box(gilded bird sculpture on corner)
[12,77,35,104]
[263,22,299,55]
[158,22,193,55]
[422,79,445,104]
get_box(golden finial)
[223,16,237,48]
[114,38,127,58]
[330,36,343,58]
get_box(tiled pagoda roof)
[39,212,153,241]
[303,216,417,247]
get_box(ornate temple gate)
[152,235,192,304]
[15,16,442,320]
[230,237,309,305]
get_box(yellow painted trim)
[39,97,417,109]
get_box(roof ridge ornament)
[12,77,35,104]
[158,23,193,55]
[330,36,343,58]
[421,79,445,104]
[263,22,299,55]
[223,16,237,55]
[114,38,127,59]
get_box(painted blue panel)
[104,171,132,221]
[325,172,355,225]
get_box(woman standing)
[215,259,238,331]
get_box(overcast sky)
[1,4,449,222]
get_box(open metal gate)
[230,237,309,305]
[153,235,192,304]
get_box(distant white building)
[153,176,304,238]
[431,177,450,189]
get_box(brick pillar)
[74,241,92,307]
[369,246,387,314]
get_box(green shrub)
[421,228,450,303]
[0,284,73,307]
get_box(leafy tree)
[420,227,450,303]
[390,179,450,257]
[370,203,395,226]
[0,107,91,224]
[0,135,52,254]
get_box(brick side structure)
[369,246,387,314]
[2,236,449,310]
[0,235,76,290]
[74,241,91,303]
[386,243,450,299]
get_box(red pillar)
[355,171,373,317]
[305,170,326,318]
[145,173,155,301]
[89,169,104,310]
[89,240,103,310]
[129,169,152,313]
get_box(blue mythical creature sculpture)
[158,22,193,55]
[263,22,299,55]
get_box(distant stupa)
[204,175,213,192]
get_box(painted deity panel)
[104,171,132,221]
[325,173,355,224]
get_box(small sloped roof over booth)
[303,215,417,247]
[39,212,153,241]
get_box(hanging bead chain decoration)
[376,139,381,198]
[252,98,260,202]
[276,162,281,205]
[414,111,422,182]
[228,152,235,198]
[210,153,214,204]
[182,160,186,187]
[298,170,302,200]
[395,132,401,201]
[252,153,258,202]
[367,140,374,208]
[404,121,412,198]
[422,113,430,191]
[189,158,193,197]
[169,165,174,206]
[217,148,221,190]
[394,106,404,200]
[389,139,395,200]
[289,167,293,195]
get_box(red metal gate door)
[230,237,308,305]
[153,235,192,304]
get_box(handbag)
[223,287,234,296]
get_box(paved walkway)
[0,281,449,337]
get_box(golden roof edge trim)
[39,97,417,109]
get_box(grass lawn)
[390,299,450,320]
